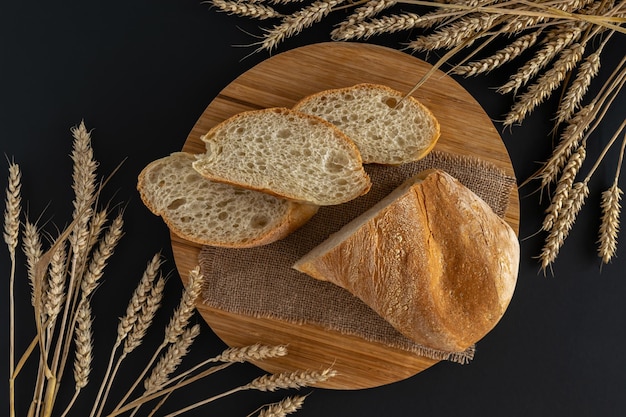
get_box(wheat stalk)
[4,159,21,417]
[256,395,307,417]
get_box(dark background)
[1,0,625,416]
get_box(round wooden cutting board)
[171,42,519,390]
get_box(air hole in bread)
[343,93,354,100]
[218,212,229,220]
[250,214,270,229]
[384,97,397,108]
[167,198,186,210]
[277,128,292,139]
[325,151,349,173]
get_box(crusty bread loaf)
[293,169,519,352]
[293,83,440,165]
[137,152,318,248]
[192,107,371,206]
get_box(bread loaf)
[293,169,519,352]
[192,107,372,206]
[293,83,440,165]
[137,152,318,248]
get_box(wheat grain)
[504,43,585,126]
[214,344,288,363]
[164,267,203,344]
[542,145,586,232]
[257,395,306,417]
[258,0,342,52]
[498,22,584,94]
[116,253,163,344]
[598,184,623,264]
[143,324,201,394]
[123,276,166,355]
[540,181,589,271]
[212,0,283,19]
[407,12,499,51]
[80,212,124,299]
[247,368,336,392]
[4,160,21,255]
[453,31,540,76]
[73,301,93,389]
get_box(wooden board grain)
[172,42,520,390]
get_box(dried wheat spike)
[556,50,601,125]
[211,0,282,20]
[542,146,586,232]
[330,0,396,39]
[407,13,499,52]
[498,22,584,95]
[164,266,203,344]
[116,253,163,344]
[23,220,44,307]
[74,301,93,389]
[247,368,336,392]
[69,122,98,255]
[259,0,342,52]
[504,43,585,127]
[540,181,589,271]
[331,12,423,41]
[598,184,623,264]
[123,276,166,354]
[537,102,596,190]
[144,324,201,393]
[454,31,540,76]
[3,160,21,255]
[215,344,288,363]
[45,241,68,322]
[80,212,124,299]
[257,395,306,417]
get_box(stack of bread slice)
[138,83,440,247]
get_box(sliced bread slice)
[293,169,519,352]
[137,152,319,248]
[192,108,371,206]
[293,83,441,165]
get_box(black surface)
[1,1,625,416]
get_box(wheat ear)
[5,159,21,417]
[256,395,307,417]
[498,22,584,94]
[162,368,336,417]
[88,253,163,417]
[257,0,342,52]
[504,43,585,127]
[111,266,202,414]
[330,0,397,39]
[23,220,44,308]
[45,241,68,326]
[211,0,283,19]
[598,133,626,264]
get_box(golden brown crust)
[294,169,519,352]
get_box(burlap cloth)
[198,150,516,364]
